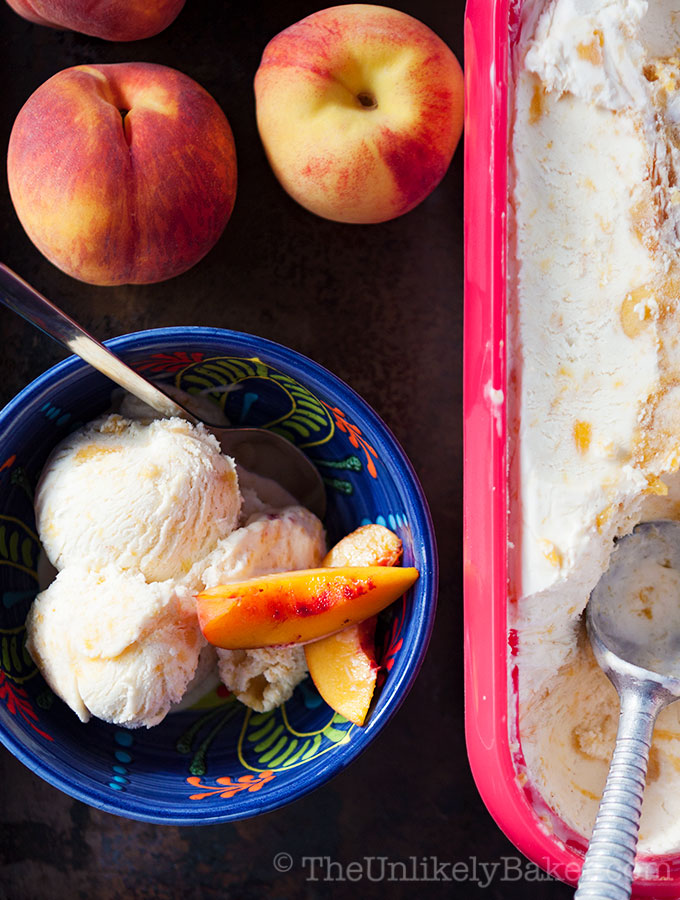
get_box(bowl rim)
[0,325,438,824]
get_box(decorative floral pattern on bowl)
[0,327,436,824]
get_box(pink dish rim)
[462,0,680,892]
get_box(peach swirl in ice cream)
[509,0,680,855]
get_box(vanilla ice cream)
[26,565,203,727]
[27,401,326,728]
[200,506,325,589]
[510,0,680,855]
[36,415,241,582]
[217,646,309,713]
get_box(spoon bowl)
[576,521,680,899]
[0,263,326,518]
[588,522,680,688]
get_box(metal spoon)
[575,520,680,899]
[0,263,326,518]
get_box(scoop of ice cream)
[30,402,327,723]
[26,565,204,728]
[35,414,241,582]
[200,505,326,711]
[199,505,325,588]
[116,386,297,524]
[217,646,308,712]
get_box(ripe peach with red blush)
[7,63,237,285]
[254,4,464,223]
[5,0,185,41]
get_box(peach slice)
[304,524,405,725]
[196,565,419,649]
[305,616,379,726]
[322,524,403,569]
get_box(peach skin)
[305,524,403,725]
[305,616,379,726]
[322,523,403,569]
[196,565,419,650]
[5,0,185,42]
[254,4,464,223]
[7,63,237,285]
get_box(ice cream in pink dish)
[465,0,680,892]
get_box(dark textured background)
[0,2,573,898]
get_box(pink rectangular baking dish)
[463,0,680,894]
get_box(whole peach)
[254,4,464,224]
[7,63,237,286]
[5,0,185,41]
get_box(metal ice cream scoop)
[0,263,326,518]
[575,520,680,899]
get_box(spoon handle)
[575,683,666,900]
[0,263,188,421]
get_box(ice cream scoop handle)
[0,263,188,421]
[574,684,666,900]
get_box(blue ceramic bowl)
[0,327,437,823]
